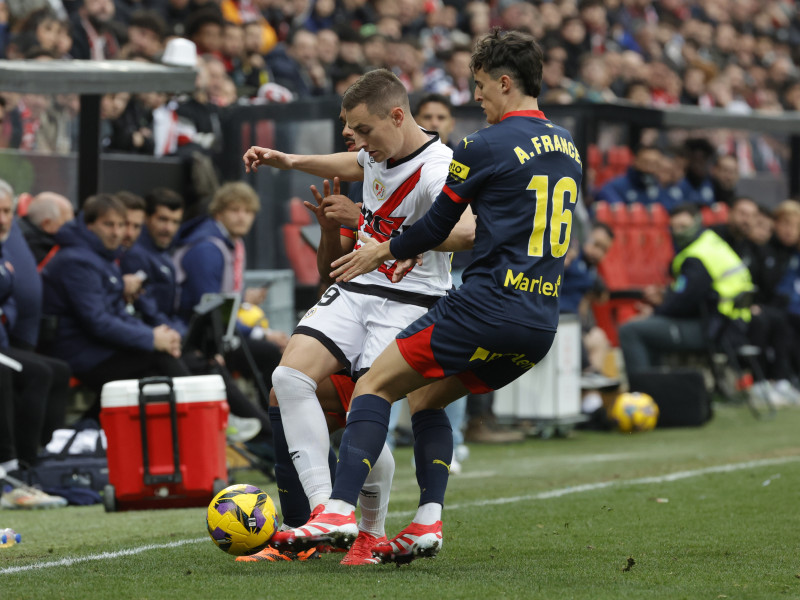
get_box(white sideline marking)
[388,455,800,518]
[3,456,798,575]
[0,537,207,575]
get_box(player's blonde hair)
[209,182,260,215]
[341,68,409,118]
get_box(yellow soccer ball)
[206,484,278,556]
[609,392,659,433]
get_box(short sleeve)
[356,148,368,169]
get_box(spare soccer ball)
[206,484,278,556]
[609,392,659,433]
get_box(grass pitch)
[2,403,800,600]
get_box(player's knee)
[271,365,316,395]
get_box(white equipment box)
[493,315,583,437]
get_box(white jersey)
[351,133,453,297]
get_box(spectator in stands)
[388,37,426,93]
[41,193,189,413]
[103,90,155,154]
[570,55,616,103]
[69,0,122,60]
[122,10,167,61]
[748,204,775,247]
[173,182,286,401]
[595,144,673,209]
[221,21,267,94]
[414,93,454,149]
[0,179,71,459]
[710,154,740,206]
[11,7,62,57]
[185,6,224,57]
[17,192,74,265]
[362,32,388,70]
[267,28,330,98]
[709,196,760,271]
[335,26,364,68]
[425,44,473,106]
[619,203,753,375]
[674,138,717,206]
[220,0,278,56]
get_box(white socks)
[357,442,394,537]
[414,502,442,525]
[272,366,332,509]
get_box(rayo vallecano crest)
[372,178,387,200]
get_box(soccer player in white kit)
[242,69,474,564]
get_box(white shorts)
[294,284,431,377]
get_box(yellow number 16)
[526,175,578,258]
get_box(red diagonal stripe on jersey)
[364,166,423,242]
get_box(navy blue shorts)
[395,295,556,393]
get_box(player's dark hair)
[470,28,543,98]
[341,68,409,117]
[115,190,146,213]
[414,93,452,117]
[83,194,126,224]
[144,187,184,215]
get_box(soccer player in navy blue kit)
[273,29,583,562]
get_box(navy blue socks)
[268,406,310,527]
[412,409,453,506]
[330,394,391,506]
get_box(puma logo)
[433,459,451,472]
[463,137,474,149]
[362,458,373,472]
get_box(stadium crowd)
[1,0,800,163]
[2,2,800,514]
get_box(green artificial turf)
[2,403,799,600]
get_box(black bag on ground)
[28,420,109,503]
[627,367,712,427]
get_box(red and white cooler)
[100,375,229,511]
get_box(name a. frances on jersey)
[504,269,561,296]
[448,159,470,182]
[513,134,581,166]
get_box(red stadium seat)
[283,224,319,286]
[288,196,311,226]
[593,201,612,226]
[283,197,319,286]
[15,192,33,217]
[587,144,603,170]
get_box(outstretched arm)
[243,146,364,181]
[330,189,469,283]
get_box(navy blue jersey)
[442,110,583,330]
